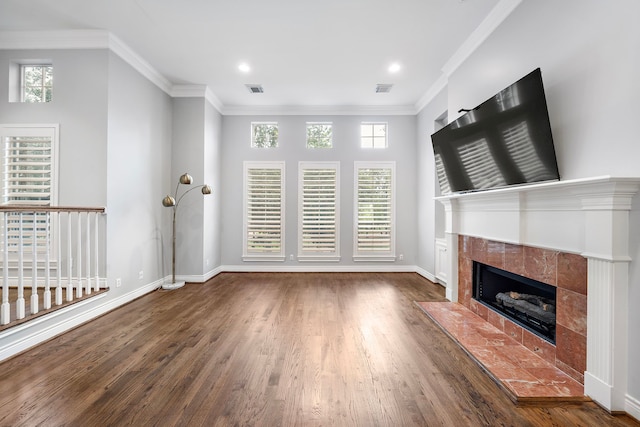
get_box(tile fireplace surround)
[436,176,640,413]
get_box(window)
[353,162,395,261]
[1,124,59,253]
[306,122,332,149]
[251,122,279,148]
[298,162,340,261]
[360,122,387,148]
[21,65,53,103]
[243,162,285,261]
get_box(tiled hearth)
[458,236,587,384]
[417,301,586,404]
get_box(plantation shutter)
[354,162,395,261]
[243,162,285,261]
[1,125,57,254]
[298,162,339,261]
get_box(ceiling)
[0,0,502,113]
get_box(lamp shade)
[179,173,193,185]
[162,195,176,207]
[201,185,212,195]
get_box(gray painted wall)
[220,115,417,268]
[417,0,640,404]
[106,51,173,294]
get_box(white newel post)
[581,182,637,412]
[440,198,459,302]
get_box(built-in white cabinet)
[435,238,448,285]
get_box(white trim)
[171,85,224,113]
[626,394,640,422]
[415,74,448,114]
[219,264,420,273]
[0,29,110,50]
[222,104,418,116]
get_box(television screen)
[431,68,560,194]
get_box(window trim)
[250,122,279,148]
[242,161,286,261]
[353,161,396,262]
[305,122,333,149]
[297,161,340,262]
[360,122,388,149]
[20,64,53,103]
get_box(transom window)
[306,123,333,149]
[251,122,279,148]
[360,122,387,149]
[21,65,53,103]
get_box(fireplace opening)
[473,261,556,343]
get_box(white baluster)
[30,212,39,315]
[56,212,62,305]
[66,212,72,302]
[85,212,91,294]
[94,213,99,291]
[16,213,25,319]
[1,212,10,325]
[76,212,82,299]
[43,212,51,310]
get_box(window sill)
[353,255,396,262]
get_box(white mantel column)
[582,183,638,412]
[440,198,459,302]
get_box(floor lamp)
[161,173,211,290]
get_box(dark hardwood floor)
[0,272,637,426]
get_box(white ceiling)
[0,0,503,112]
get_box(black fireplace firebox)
[473,261,556,343]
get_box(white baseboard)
[0,278,163,362]
[626,394,640,422]
[218,264,419,273]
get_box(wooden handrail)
[0,205,105,213]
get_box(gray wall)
[417,0,640,404]
[0,49,108,206]
[220,115,417,269]
[106,51,173,293]
[171,97,222,279]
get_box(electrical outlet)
[289,254,294,261]
[399,254,404,261]
[138,270,144,280]
[206,259,210,267]
[115,278,122,288]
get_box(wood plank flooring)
[0,272,637,426]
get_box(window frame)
[0,124,59,257]
[20,64,53,103]
[297,161,340,262]
[242,161,286,261]
[305,122,333,149]
[353,161,396,262]
[360,122,388,149]
[251,122,279,148]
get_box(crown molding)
[221,104,418,116]
[171,85,224,113]
[0,29,110,50]
[415,0,523,114]
[441,0,523,77]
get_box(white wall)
[418,0,640,410]
[204,100,223,273]
[220,115,417,269]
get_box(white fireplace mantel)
[435,175,640,413]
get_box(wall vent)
[375,84,393,93]
[245,84,264,93]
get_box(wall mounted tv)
[431,68,560,195]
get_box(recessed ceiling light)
[238,63,251,73]
[388,62,401,73]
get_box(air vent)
[375,84,393,93]
[245,84,264,94]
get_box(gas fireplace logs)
[495,291,556,325]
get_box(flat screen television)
[431,68,560,194]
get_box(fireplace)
[473,261,556,343]
[436,176,640,413]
